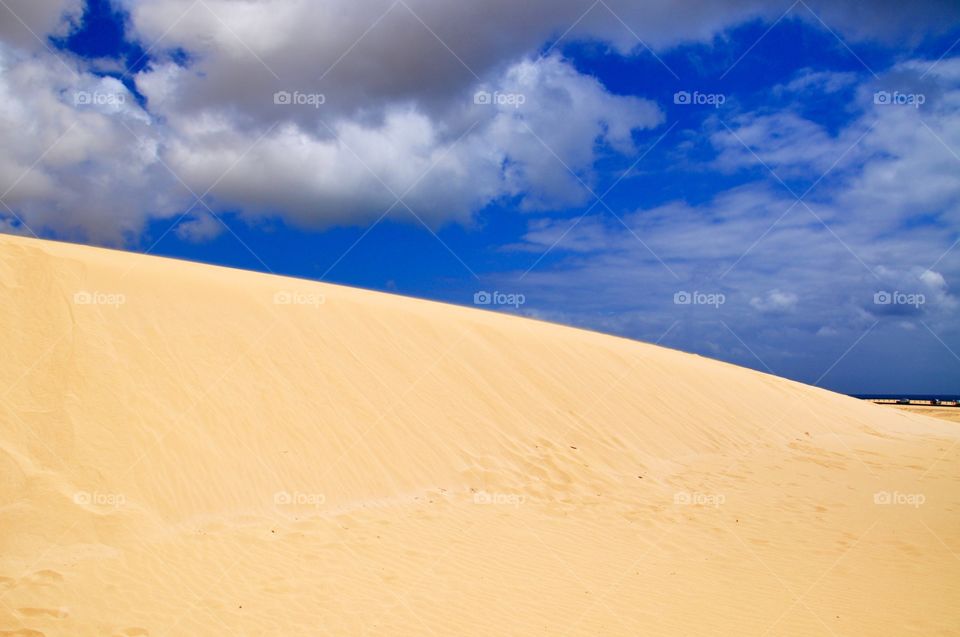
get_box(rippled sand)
[1,234,958,636]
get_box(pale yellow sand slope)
[1,233,958,636]
[892,405,960,424]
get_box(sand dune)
[892,405,960,424]
[1,233,958,636]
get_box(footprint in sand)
[23,570,63,587]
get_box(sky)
[0,0,958,395]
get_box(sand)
[1,233,958,636]
[890,405,960,424]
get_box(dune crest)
[1,234,957,636]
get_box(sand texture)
[892,405,960,424]
[1,234,958,636]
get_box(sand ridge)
[1,233,958,636]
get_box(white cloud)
[0,0,82,51]
[0,44,184,243]
[750,289,800,313]
[2,0,958,242]
[777,69,859,95]
[920,269,946,289]
[710,111,867,176]
[710,59,960,234]
[146,55,663,231]
[503,59,959,385]
[0,40,661,241]
[175,210,224,243]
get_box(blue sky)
[1,0,958,394]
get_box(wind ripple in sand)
[1,234,958,635]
